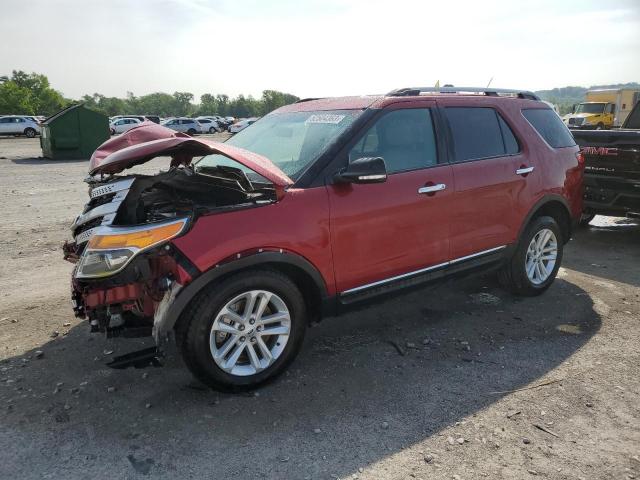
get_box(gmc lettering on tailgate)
[581,146,619,156]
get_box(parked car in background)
[196,117,222,133]
[64,86,583,391]
[161,117,203,135]
[0,115,41,137]
[572,100,640,225]
[110,117,142,135]
[144,115,160,124]
[228,117,258,133]
[111,115,146,123]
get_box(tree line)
[0,70,299,118]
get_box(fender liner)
[517,194,574,244]
[154,250,330,341]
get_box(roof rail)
[387,87,540,101]
[295,97,324,103]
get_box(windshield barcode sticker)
[305,114,345,125]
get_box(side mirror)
[571,104,576,114]
[334,157,387,184]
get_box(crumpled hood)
[89,122,293,189]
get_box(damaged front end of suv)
[63,123,292,362]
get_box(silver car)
[0,115,41,138]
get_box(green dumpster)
[40,104,110,159]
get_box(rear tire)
[498,216,563,296]
[24,128,36,138]
[208,127,216,133]
[187,128,197,135]
[596,122,604,130]
[176,270,307,391]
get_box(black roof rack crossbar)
[387,87,540,101]
[295,97,324,103]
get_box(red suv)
[64,87,584,391]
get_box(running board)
[107,347,164,369]
[339,246,507,305]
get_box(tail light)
[576,151,585,166]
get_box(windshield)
[196,109,362,181]
[575,103,605,114]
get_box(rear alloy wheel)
[177,270,306,391]
[498,215,563,296]
[24,128,36,138]
[208,127,216,133]
[524,228,558,285]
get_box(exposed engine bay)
[69,164,274,251]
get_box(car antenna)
[486,77,494,88]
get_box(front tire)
[498,216,563,296]
[24,128,36,138]
[177,270,307,391]
[208,127,216,133]
[187,128,197,135]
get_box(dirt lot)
[0,137,638,480]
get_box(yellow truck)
[563,88,640,129]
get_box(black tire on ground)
[187,128,196,135]
[579,213,596,227]
[209,127,216,133]
[176,269,307,391]
[24,128,36,138]
[498,215,564,297]
[596,123,604,130]
[110,128,116,135]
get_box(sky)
[1,0,639,100]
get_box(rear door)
[441,103,532,259]
[327,102,453,295]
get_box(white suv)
[161,117,203,135]
[0,115,41,138]
[109,118,142,135]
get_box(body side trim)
[341,245,507,295]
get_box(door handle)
[516,166,534,175]
[418,183,446,194]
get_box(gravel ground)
[0,137,638,480]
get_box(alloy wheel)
[209,290,291,376]
[525,228,558,285]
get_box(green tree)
[173,92,194,116]
[0,70,67,116]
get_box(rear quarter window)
[522,108,576,148]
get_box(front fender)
[153,250,329,342]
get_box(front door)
[327,103,453,295]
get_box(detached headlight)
[76,218,188,279]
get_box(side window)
[497,115,520,154]
[445,107,511,162]
[348,108,438,173]
[522,108,576,148]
